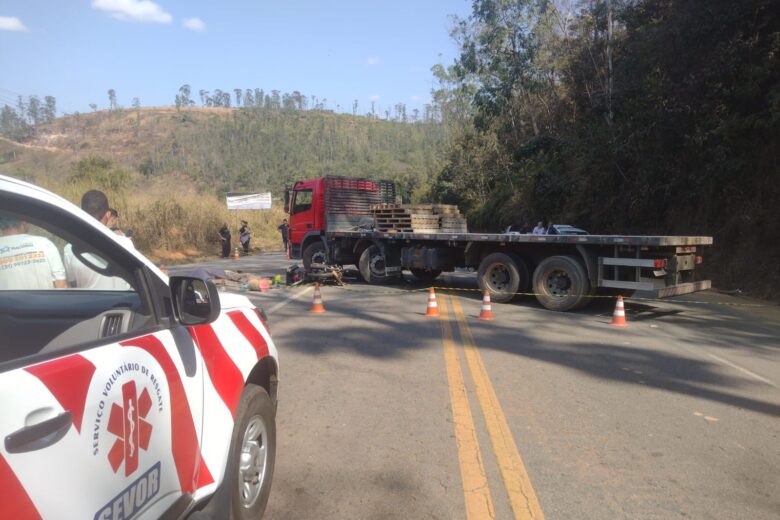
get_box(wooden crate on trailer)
[370,203,468,233]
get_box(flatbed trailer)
[286,176,713,311]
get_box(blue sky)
[0,0,472,116]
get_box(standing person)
[219,223,232,258]
[63,190,133,289]
[532,221,546,235]
[239,220,252,254]
[546,221,559,235]
[277,219,289,252]
[0,216,68,289]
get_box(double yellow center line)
[438,292,545,520]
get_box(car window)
[0,205,156,365]
[292,189,313,214]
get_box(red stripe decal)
[196,455,215,490]
[0,453,42,519]
[190,325,243,419]
[227,311,269,360]
[25,354,96,433]
[120,334,201,493]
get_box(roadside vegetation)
[428,0,779,299]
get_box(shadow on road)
[278,276,780,419]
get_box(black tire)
[228,384,276,520]
[302,241,327,272]
[477,252,522,303]
[507,253,532,293]
[532,255,591,311]
[359,245,399,284]
[410,268,442,284]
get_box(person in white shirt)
[63,190,132,290]
[532,221,546,235]
[0,217,68,290]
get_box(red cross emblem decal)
[107,380,153,476]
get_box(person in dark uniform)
[277,219,289,252]
[218,223,231,258]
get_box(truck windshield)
[292,190,312,214]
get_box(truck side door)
[288,188,314,258]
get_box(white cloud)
[0,16,28,32]
[91,0,172,24]
[366,56,380,66]
[370,94,380,101]
[182,17,205,31]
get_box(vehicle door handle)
[306,224,312,228]
[5,411,72,454]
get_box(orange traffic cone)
[233,247,240,260]
[425,288,440,317]
[478,291,494,321]
[610,296,628,327]
[310,283,326,313]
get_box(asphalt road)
[172,252,780,520]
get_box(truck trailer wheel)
[303,242,327,272]
[359,245,399,285]
[477,253,523,303]
[532,255,591,311]
[507,253,532,293]
[410,268,442,284]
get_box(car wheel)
[229,384,276,520]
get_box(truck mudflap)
[655,280,712,298]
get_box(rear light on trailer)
[653,259,668,268]
[254,308,271,335]
[695,256,703,265]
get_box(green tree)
[175,84,194,110]
[43,96,57,122]
[108,89,118,110]
[26,96,41,126]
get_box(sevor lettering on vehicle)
[94,462,161,520]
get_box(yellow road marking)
[449,293,546,520]
[438,295,496,519]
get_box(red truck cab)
[286,178,325,259]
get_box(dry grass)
[124,192,287,260]
[2,112,288,263]
[26,176,287,263]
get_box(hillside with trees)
[429,0,779,299]
[0,96,448,260]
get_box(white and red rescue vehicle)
[0,175,278,519]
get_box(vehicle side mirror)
[284,189,290,213]
[169,276,221,326]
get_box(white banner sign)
[226,192,272,210]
